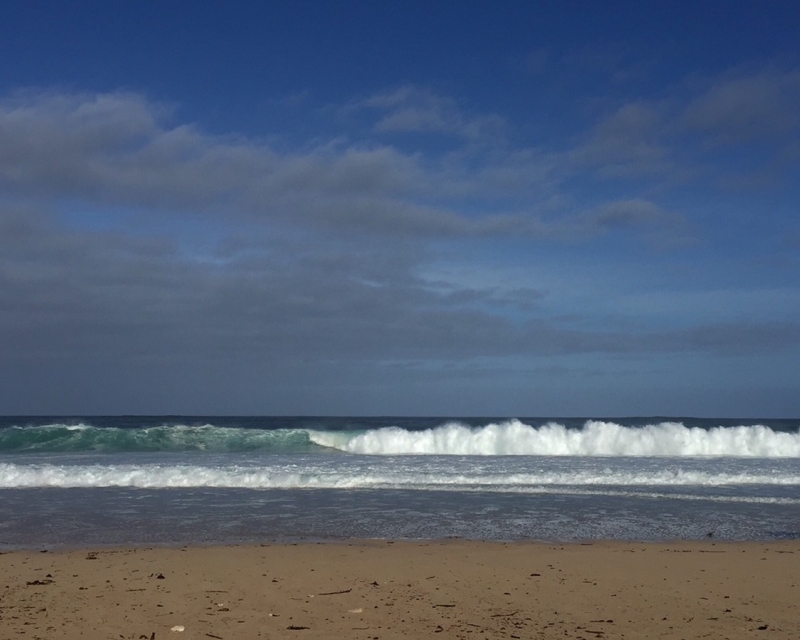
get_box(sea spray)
[309,420,800,457]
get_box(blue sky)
[1,1,799,416]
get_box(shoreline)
[2,539,798,639]
[4,531,798,554]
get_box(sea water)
[0,416,798,548]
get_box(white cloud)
[683,68,800,146]
[569,102,670,177]
[1,88,686,244]
[359,85,507,142]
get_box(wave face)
[0,424,315,453]
[309,420,800,457]
[1,420,799,456]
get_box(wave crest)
[309,420,800,457]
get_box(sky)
[1,1,799,417]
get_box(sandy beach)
[1,540,798,640]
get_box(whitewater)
[0,416,798,547]
[309,420,800,456]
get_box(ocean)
[1,416,798,548]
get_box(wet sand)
[1,540,798,639]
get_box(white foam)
[309,420,800,457]
[11,423,94,431]
[1,463,798,490]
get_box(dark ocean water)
[0,416,798,548]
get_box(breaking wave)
[309,420,800,457]
[1,420,799,457]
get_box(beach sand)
[1,540,798,639]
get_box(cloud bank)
[1,66,799,414]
